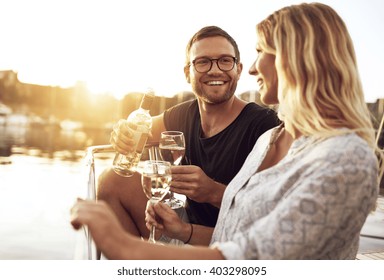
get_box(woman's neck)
[284,122,302,139]
[257,126,294,172]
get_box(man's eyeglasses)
[189,56,237,73]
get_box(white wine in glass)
[141,160,172,243]
[159,145,185,166]
[159,131,186,209]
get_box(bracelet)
[184,223,193,244]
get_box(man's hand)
[170,165,226,207]
[110,119,135,155]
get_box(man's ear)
[184,65,191,83]
[236,62,243,80]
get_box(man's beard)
[192,83,237,105]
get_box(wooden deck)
[356,195,384,260]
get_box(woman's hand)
[145,201,191,242]
[70,199,129,258]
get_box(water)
[0,151,113,260]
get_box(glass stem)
[169,190,175,199]
[148,225,156,243]
[168,191,176,207]
[148,199,156,243]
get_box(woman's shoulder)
[319,132,371,152]
[308,132,377,168]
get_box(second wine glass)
[141,160,172,243]
[159,131,186,209]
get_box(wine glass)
[159,131,186,209]
[141,160,172,243]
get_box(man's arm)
[148,114,167,142]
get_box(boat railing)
[78,142,159,260]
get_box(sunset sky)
[0,0,383,102]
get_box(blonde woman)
[71,3,383,259]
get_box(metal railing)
[81,144,114,260]
[80,143,159,259]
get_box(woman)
[71,2,383,259]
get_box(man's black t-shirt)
[163,99,280,227]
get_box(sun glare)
[1,0,383,102]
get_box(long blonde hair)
[257,2,383,177]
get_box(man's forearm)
[209,181,226,208]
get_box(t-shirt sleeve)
[244,105,281,151]
[163,100,196,131]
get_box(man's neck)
[198,96,247,138]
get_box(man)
[97,25,279,242]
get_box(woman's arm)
[121,234,224,260]
[71,199,224,259]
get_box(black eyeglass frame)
[188,56,238,73]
